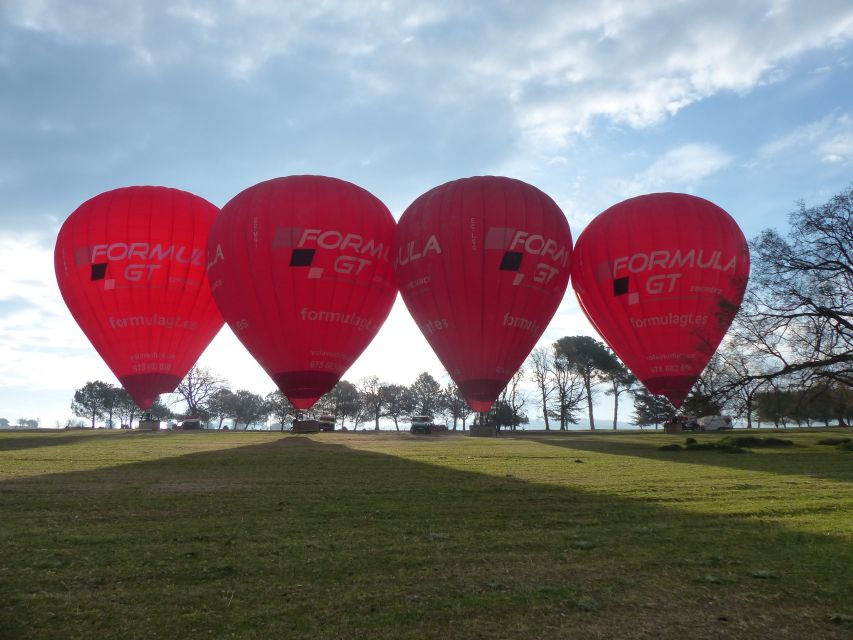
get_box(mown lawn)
[1,428,852,639]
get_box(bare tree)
[550,350,586,430]
[358,375,385,431]
[528,347,555,430]
[733,186,852,390]
[175,365,227,418]
[497,367,528,431]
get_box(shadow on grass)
[507,432,853,484]
[0,430,135,452]
[0,435,851,640]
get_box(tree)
[631,387,674,429]
[553,336,618,430]
[380,384,412,430]
[754,387,791,427]
[733,186,852,390]
[0,418,8,428]
[489,399,529,431]
[231,390,267,430]
[358,375,385,431]
[175,365,227,419]
[715,342,774,429]
[528,347,555,430]
[442,382,473,431]
[549,348,586,429]
[71,381,113,428]
[265,390,294,431]
[497,367,527,431]
[146,399,174,423]
[600,357,636,430]
[408,372,444,417]
[101,385,126,429]
[208,388,237,429]
[317,381,361,428]
[680,354,728,418]
[113,389,142,428]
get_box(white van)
[696,415,733,431]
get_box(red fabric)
[207,175,397,410]
[54,186,224,409]
[395,176,572,412]
[572,193,750,407]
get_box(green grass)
[1,428,852,639]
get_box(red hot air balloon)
[395,176,572,413]
[207,175,397,410]
[571,192,750,408]
[55,186,224,409]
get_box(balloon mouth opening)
[642,375,695,408]
[458,379,506,413]
[272,371,340,411]
[119,373,182,411]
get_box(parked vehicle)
[410,415,434,434]
[318,415,336,432]
[668,415,699,432]
[696,415,733,431]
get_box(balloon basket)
[468,425,497,438]
[137,420,160,432]
[291,419,321,433]
[663,422,683,435]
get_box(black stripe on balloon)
[91,263,107,280]
[290,249,316,267]
[613,276,629,296]
[499,251,523,271]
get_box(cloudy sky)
[1,1,852,427]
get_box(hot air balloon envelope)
[571,192,750,407]
[207,175,397,410]
[54,186,224,409]
[395,176,572,412]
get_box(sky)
[1,1,852,428]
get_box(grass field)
[1,429,852,639]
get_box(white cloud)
[6,1,852,143]
[621,143,733,196]
[0,232,113,391]
[758,112,853,164]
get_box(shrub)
[685,441,747,454]
[721,436,793,448]
[658,444,682,451]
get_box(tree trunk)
[585,377,595,430]
[612,383,618,430]
[541,388,550,431]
